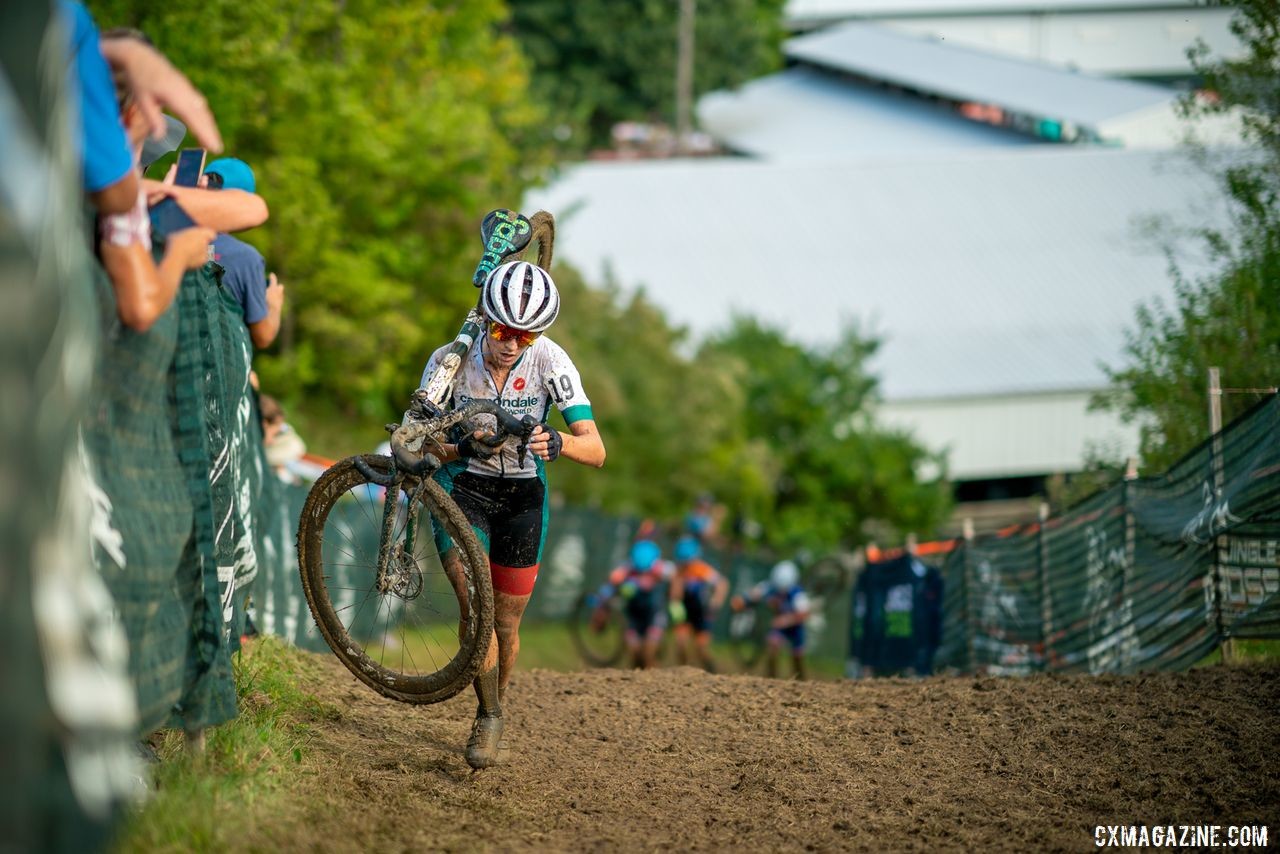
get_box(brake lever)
[516,414,538,468]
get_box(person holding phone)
[201,158,285,349]
[97,69,213,331]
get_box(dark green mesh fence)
[255,483,851,659]
[2,4,140,844]
[935,394,1280,674]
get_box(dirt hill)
[262,655,1278,851]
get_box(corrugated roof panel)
[524,148,1227,400]
[877,390,1139,479]
[785,22,1176,126]
[697,66,1034,160]
[787,0,1194,20]
[879,8,1240,77]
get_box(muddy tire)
[298,454,493,704]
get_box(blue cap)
[629,540,661,571]
[674,536,701,563]
[204,157,256,193]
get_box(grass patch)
[1195,637,1280,667]
[112,636,338,853]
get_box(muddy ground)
[264,656,1278,852]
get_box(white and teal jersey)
[419,335,593,478]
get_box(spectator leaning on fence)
[202,158,285,348]
[97,49,213,331]
[75,17,245,741]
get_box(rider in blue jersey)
[594,540,673,669]
[732,560,811,680]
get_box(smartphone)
[173,148,206,188]
[150,197,197,236]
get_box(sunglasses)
[487,320,540,347]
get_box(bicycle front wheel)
[297,454,493,704]
[568,591,626,667]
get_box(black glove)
[457,433,498,460]
[539,425,563,462]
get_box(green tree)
[508,0,787,149]
[700,317,951,551]
[1095,0,1280,472]
[544,267,765,520]
[89,0,553,429]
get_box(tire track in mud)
[266,657,1279,852]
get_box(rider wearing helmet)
[422,260,606,769]
[668,535,729,671]
[597,539,674,670]
[731,559,812,680]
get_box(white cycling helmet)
[770,560,800,589]
[482,261,560,332]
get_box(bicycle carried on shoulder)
[296,210,554,704]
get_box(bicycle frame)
[357,208,554,593]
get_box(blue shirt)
[64,2,133,193]
[210,233,268,324]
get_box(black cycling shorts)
[433,466,547,595]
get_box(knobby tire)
[297,454,494,704]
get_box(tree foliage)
[89,0,553,419]
[699,318,951,551]
[508,0,787,149]
[1095,0,1280,472]
[549,291,951,551]
[87,0,948,553]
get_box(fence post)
[1037,501,1052,672]
[962,517,975,673]
[1123,458,1138,673]
[1208,367,1233,662]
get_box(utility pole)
[675,0,696,154]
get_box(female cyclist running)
[423,260,605,769]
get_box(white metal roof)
[525,147,1226,401]
[787,0,1196,21]
[879,8,1240,78]
[697,66,1034,161]
[785,22,1176,128]
[878,389,1138,479]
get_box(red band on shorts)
[491,562,539,596]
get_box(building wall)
[877,7,1239,78]
[876,388,1139,480]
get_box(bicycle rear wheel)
[297,454,493,704]
[568,590,626,667]
[808,555,851,598]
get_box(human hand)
[143,179,175,206]
[265,273,284,312]
[100,38,223,152]
[457,430,498,460]
[730,595,745,612]
[166,226,216,270]
[528,424,563,461]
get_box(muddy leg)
[765,634,782,679]
[642,632,661,669]
[696,631,717,673]
[792,653,807,681]
[465,664,503,769]
[493,590,532,702]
